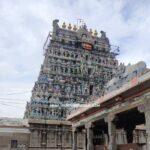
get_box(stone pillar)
[145,110,150,150]
[82,129,87,150]
[72,127,77,150]
[105,115,117,150]
[138,93,150,150]
[85,123,94,150]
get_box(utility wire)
[0,97,28,102]
[0,102,25,109]
[0,91,31,96]
[0,100,25,105]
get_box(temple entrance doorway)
[93,119,108,150]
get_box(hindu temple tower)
[24,19,119,149]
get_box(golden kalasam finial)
[89,28,93,34]
[73,25,77,31]
[94,30,98,36]
[68,23,72,30]
[62,22,66,29]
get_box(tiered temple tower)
[24,19,119,120]
[24,19,119,149]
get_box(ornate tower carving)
[24,19,119,120]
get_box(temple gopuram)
[23,19,119,149]
[24,19,119,120]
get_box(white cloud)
[0,0,150,117]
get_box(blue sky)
[0,0,150,118]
